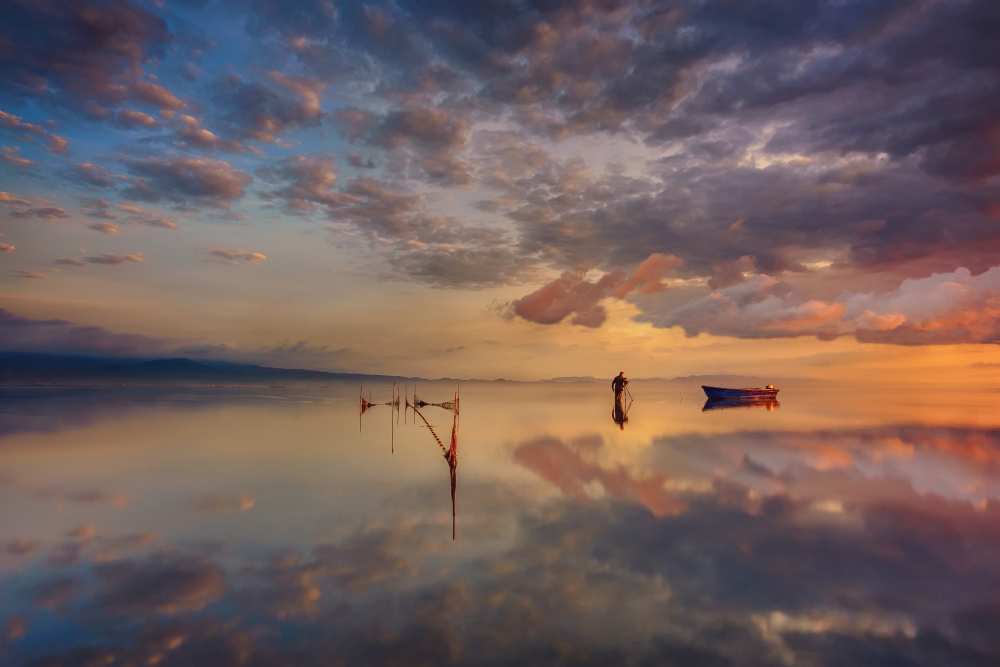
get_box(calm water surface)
[2,380,1000,666]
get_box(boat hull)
[702,385,779,400]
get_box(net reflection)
[410,390,460,541]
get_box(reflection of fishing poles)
[412,389,460,541]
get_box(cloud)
[348,153,376,169]
[84,252,144,266]
[371,107,466,152]
[124,157,251,206]
[0,191,31,206]
[72,162,117,187]
[232,0,999,316]
[1,146,32,168]
[8,205,69,220]
[640,266,1000,345]
[0,308,174,356]
[129,80,185,111]
[215,71,324,142]
[0,1,169,115]
[114,108,159,129]
[113,202,178,230]
[512,254,683,328]
[258,165,530,286]
[0,110,69,153]
[344,106,471,184]
[258,155,346,214]
[208,249,267,263]
[1,0,998,348]
[333,107,376,140]
[0,308,353,369]
[175,114,249,152]
[88,222,120,235]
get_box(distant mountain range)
[0,352,416,384]
[0,351,803,386]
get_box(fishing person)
[611,371,629,402]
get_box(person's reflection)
[612,394,629,430]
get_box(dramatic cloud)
[259,167,529,286]
[1,0,998,348]
[124,157,251,206]
[642,266,1000,344]
[0,0,170,114]
[513,254,683,328]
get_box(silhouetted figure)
[611,371,628,400]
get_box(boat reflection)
[702,397,780,412]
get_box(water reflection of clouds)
[643,426,1000,506]
[8,490,1000,665]
[3,386,1000,665]
[515,434,686,517]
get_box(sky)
[1,0,998,381]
